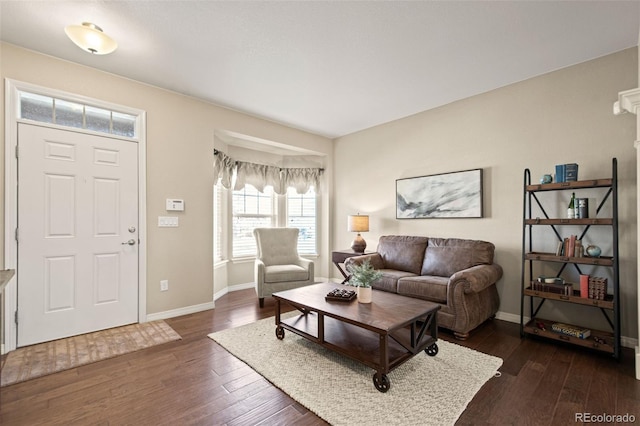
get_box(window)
[231,184,318,258]
[287,187,317,255]
[214,184,223,263]
[18,91,137,138]
[232,185,275,257]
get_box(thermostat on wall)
[166,198,184,211]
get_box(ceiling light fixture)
[64,22,117,55]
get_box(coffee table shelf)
[273,282,440,392]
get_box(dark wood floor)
[1,288,638,425]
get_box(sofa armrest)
[449,263,503,294]
[344,253,385,270]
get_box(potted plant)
[346,258,383,303]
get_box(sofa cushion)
[377,235,428,275]
[372,269,417,293]
[421,238,495,277]
[421,247,473,277]
[397,275,449,304]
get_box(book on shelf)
[555,164,566,183]
[557,235,581,257]
[551,322,591,339]
[532,281,573,295]
[580,274,589,298]
[578,275,608,300]
[556,240,563,256]
[567,235,576,257]
[589,276,607,300]
[565,163,578,181]
[554,163,579,183]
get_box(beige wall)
[2,41,636,339]
[333,48,639,340]
[0,42,333,315]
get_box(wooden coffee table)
[273,282,440,392]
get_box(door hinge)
[15,145,19,159]
[15,227,18,243]
[14,311,18,325]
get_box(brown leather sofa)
[345,235,502,339]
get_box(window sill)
[231,256,256,264]
[214,260,229,270]
[231,254,317,264]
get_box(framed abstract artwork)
[396,168,483,219]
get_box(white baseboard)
[622,336,639,350]
[218,278,332,300]
[146,301,215,322]
[495,310,638,350]
[495,311,526,324]
[215,282,255,301]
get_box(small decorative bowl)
[540,174,553,184]
[586,245,602,257]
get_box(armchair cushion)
[264,264,309,282]
[255,228,301,265]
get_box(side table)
[332,249,373,284]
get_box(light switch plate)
[158,216,179,227]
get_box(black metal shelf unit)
[520,158,620,359]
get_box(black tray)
[325,288,356,302]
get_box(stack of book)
[555,163,578,183]
[551,322,591,339]
[580,275,608,300]
[556,235,583,257]
[532,280,573,296]
[589,277,607,300]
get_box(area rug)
[1,320,181,387]
[209,315,503,426]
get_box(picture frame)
[396,168,483,219]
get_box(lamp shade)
[65,22,118,55]
[348,215,369,233]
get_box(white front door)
[17,123,139,346]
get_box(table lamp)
[348,214,369,252]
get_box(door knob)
[121,239,136,246]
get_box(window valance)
[213,150,235,189]
[234,161,281,193]
[213,149,323,194]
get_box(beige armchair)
[253,227,315,307]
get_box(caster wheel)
[275,326,285,340]
[373,373,390,393]
[425,343,438,356]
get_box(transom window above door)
[18,91,138,138]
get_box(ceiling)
[1,1,639,139]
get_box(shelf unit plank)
[524,286,614,309]
[523,318,614,354]
[525,252,613,266]
[526,178,612,192]
[524,218,613,226]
